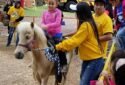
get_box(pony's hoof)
[28,64,32,68]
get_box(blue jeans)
[80,58,104,85]
[7,27,19,46]
[53,33,62,44]
[116,27,125,50]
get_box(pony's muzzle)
[15,52,24,59]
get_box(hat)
[70,4,77,11]
[94,0,106,4]
[70,2,91,11]
[116,59,125,71]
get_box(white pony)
[14,22,73,85]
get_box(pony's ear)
[31,22,34,29]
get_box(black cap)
[70,2,91,12]
[15,1,21,8]
[15,1,21,5]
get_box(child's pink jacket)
[41,8,62,36]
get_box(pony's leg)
[28,63,32,68]
[61,72,67,85]
[41,77,49,85]
[32,71,41,85]
[28,52,33,68]
[28,58,33,68]
[54,80,58,85]
[34,73,41,85]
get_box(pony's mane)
[17,21,47,45]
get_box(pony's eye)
[25,36,30,40]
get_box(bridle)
[17,35,49,52]
[17,30,56,52]
[18,37,35,51]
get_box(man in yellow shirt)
[6,1,24,46]
[93,0,113,57]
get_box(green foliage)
[25,6,47,17]
[25,6,74,17]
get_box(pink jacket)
[41,8,62,36]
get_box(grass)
[25,6,74,17]
[25,6,47,17]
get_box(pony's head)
[14,22,47,59]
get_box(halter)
[18,22,35,51]
[18,37,35,51]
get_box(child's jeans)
[116,26,125,50]
[53,33,63,43]
[6,27,19,46]
[53,33,67,66]
[80,57,104,85]
[53,33,67,83]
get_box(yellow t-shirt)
[8,6,24,27]
[93,13,113,57]
[56,22,104,61]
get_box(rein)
[18,36,55,52]
[18,44,31,51]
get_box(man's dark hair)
[15,1,21,8]
[94,0,106,4]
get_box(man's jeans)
[116,27,125,50]
[80,58,104,85]
[6,27,19,46]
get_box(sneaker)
[6,44,10,47]
[57,83,62,85]
[6,43,10,47]
[61,65,68,73]
[6,34,9,36]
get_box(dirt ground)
[0,16,82,85]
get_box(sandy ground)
[0,16,82,85]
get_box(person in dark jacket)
[105,2,114,19]
[3,1,13,13]
[3,0,13,33]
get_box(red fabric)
[114,24,120,31]
[20,0,24,8]
[90,78,116,85]
[122,0,125,18]
[90,80,96,85]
